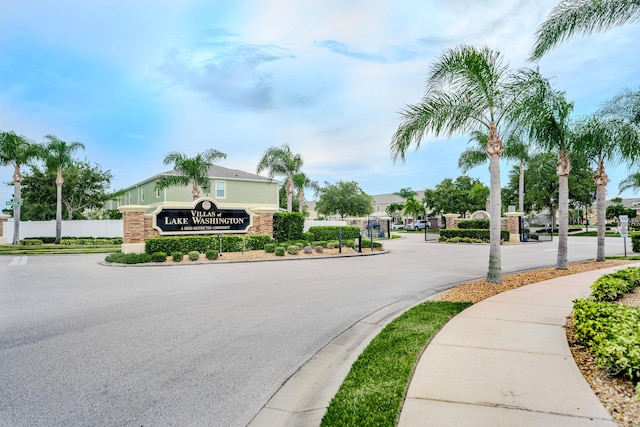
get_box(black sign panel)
[153,199,251,235]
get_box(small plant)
[105,252,151,264]
[590,276,630,302]
[205,250,219,260]
[264,243,276,253]
[171,251,184,262]
[150,251,167,262]
[274,246,286,256]
[287,245,299,255]
[188,250,200,261]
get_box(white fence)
[2,220,123,244]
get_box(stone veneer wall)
[444,212,522,242]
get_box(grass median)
[321,300,471,427]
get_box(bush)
[150,251,167,262]
[302,232,314,242]
[105,252,151,264]
[20,239,43,246]
[264,243,276,253]
[287,245,299,255]
[171,251,184,262]
[458,219,490,229]
[205,250,219,260]
[632,233,640,252]
[439,229,510,242]
[188,250,200,261]
[273,212,305,242]
[361,238,382,249]
[274,246,286,256]
[308,226,361,241]
[145,234,273,254]
[590,276,630,302]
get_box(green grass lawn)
[321,300,471,427]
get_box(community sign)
[152,198,251,235]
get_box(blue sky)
[1,0,639,206]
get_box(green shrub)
[589,276,629,301]
[188,250,200,261]
[171,251,184,262]
[439,229,510,242]
[287,245,299,255]
[105,252,151,264]
[20,239,43,246]
[458,219,490,229]
[308,226,361,241]
[145,234,273,254]
[361,238,382,248]
[275,246,286,256]
[150,251,167,262]
[439,236,483,243]
[302,231,314,242]
[609,267,640,291]
[326,241,337,249]
[264,243,276,253]
[273,212,305,242]
[573,299,640,381]
[631,232,640,252]
[22,237,55,244]
[205,250,219,260]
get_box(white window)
[216,181,226,199]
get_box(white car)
[391,222,404,230]
[406,220,429,231]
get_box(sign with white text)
[152,198,251,235]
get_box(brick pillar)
[505,212,523,243]
[118,205,148,254]
[443,213,461,229]
[248,208,277,236]
[0,214,9,245]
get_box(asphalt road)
[0,234,631,426]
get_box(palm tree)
[573,115,640,261]
[402,195,425,220]
[256,143,303,212]
[458,130,532,213]
[41,135,85,244]
[394,187,417,199]
[390,45,554,283]
[531,0,640,60]
[292,172,319,214]
[0,131,38,244]
[525,91,575,269]
[155,149,227,200]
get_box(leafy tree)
[40,135,85,243]
[606,202,636,222]
[0,131,38,243]
[155,149,227,200]
[390,45,555,282]
[385,202,405,220]
[423,176,489,217]
[315,181,373,218]
[256,143,303,212]
[20,160,115,221]
[293,172,319,214]
[402,195,425,219]
[531,0,640,60]
[394,187,416,199]
[573,114,640,260]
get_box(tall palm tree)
[155,149,227,200]
[573,115,640,261]
[402,195,425,220]
[531,0,640,60]
[391,45,554,283]
[292,172,319,214]
[0,131,38,244]
[41,135,85,244]
[458,130,532,213]
[526,92,575,269]
[256,143,303,212]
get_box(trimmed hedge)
[632,232,640,252]
[145,235,273,254]
[458,219,490,229]
[439,229,510,242]
[273,212,305,242]
[22,237,123,245]
[590,267,640,302]
[308,226,361,241]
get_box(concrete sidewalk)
[398,267,625,427]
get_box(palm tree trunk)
[298,189,304,213]
[192,182,200,200]
[556,151,571,270]
[55,168,63,244]
[594,162,607,262]
[486,123,503,283]
[13,164,21,245]
[518,161,525,213]
[286,175,294,212]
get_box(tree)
[423,176,489,217]
[20,160,115,220]
[573,115,640,261]
[531,0,640,60]
[256,143,303,213]
[606,200,636,223]
[155,149,227,200]
[386,202,405,221]
[293,172,319,214]
[40,135,85,244]
[402,195,425,220]
[0,131,38,244]
[315,181,373,218]
[394,187,417,199]
[390,45,554,283]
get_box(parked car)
[391,222,404,230]
[406,220,429,231]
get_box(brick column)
[118,205,148,254]
[0,214,9,245]
[505,212,523,243]
[248,208,278,236]
[443,213,460,229]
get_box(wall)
[2,220,123,244]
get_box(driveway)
[0,234,630,426]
